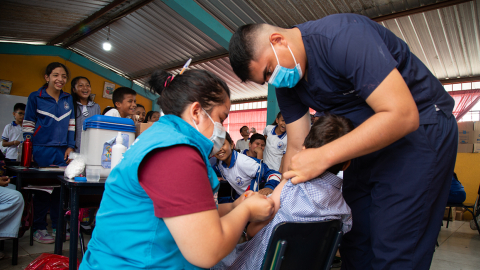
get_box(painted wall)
[0,54,152,112]
[455,153,480,219]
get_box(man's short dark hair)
[240,125,248,133]
[13,103,26,112]
[250,133,266,145]
[304,114,354,174]
[229,24,266,82]
[112,87,136,107]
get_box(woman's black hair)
[270,111,282,125]
[224,132,233,145]
[148,69,230,116]
[71,76,92,119]
[43,62,69,88]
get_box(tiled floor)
[1,220,478,269]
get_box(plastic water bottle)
[111,132,127,169]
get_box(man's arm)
[284,68,419,184]
[281,112,311,174]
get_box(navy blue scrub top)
[276,14,454,127]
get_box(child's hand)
[258,188,273,196]
[64,147,74,164]
[243,192,274,222]
[253,147,263,155]
[0,176,10,187]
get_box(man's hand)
[0,176,10,187]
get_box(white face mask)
[192,108,226,157]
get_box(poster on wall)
[0,80,13,94]
[103,82,115,99]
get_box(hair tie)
[164,75,174,87]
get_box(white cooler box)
[80,115,136,177]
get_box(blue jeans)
[0,187,25,237]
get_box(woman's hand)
[64,147,74,164]
[0,176,10,187]
[243,192,275,222]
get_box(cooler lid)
[83,115,136,132]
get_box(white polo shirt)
[2,121,23,159]
[235,138,250,152]
[263,125,287,171]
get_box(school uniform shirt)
[74,101,101,151]
[263,125,287,171]
[104,108,131,119]
[235,138,249,152]
[22,87,75,149]
[2,122,23,159]
[213,171,352,270]
[213,151,281,195]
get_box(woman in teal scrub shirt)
[80,69,274,269]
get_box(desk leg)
[54,184,65,255]
[69,187,79,270]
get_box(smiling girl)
[23,62,76,244]
[71,76,101,151]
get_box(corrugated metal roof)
[380,0,480,79]
[69,0,227,78]
[196,0,443,29]
[0,0,113,43]
[135,57,268,102]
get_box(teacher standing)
[80,69,274,270]
[228,13,457,270]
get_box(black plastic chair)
[261,220,343,270]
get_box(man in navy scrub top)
[228,13,457,270]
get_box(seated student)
[133,104,146,123]
[144,111,160,123]
[0,151,24,260]
[104,87,137,118]
[241,133,266,161]
[213,114,353,270]
[213,132,280,198]
[447,173,466,204]
[235,126,250,152]
[262,112,287,171]
[2,103,25,161]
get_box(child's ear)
[302,146,306,150]
[114,101,122,108]
[342,160,351,171]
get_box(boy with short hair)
[214,114,353,269]
[104,87,137,118]
[235,126,250,152]
[241,133,266,160]
[2,103,25,161]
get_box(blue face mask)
[268,43,303,88]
